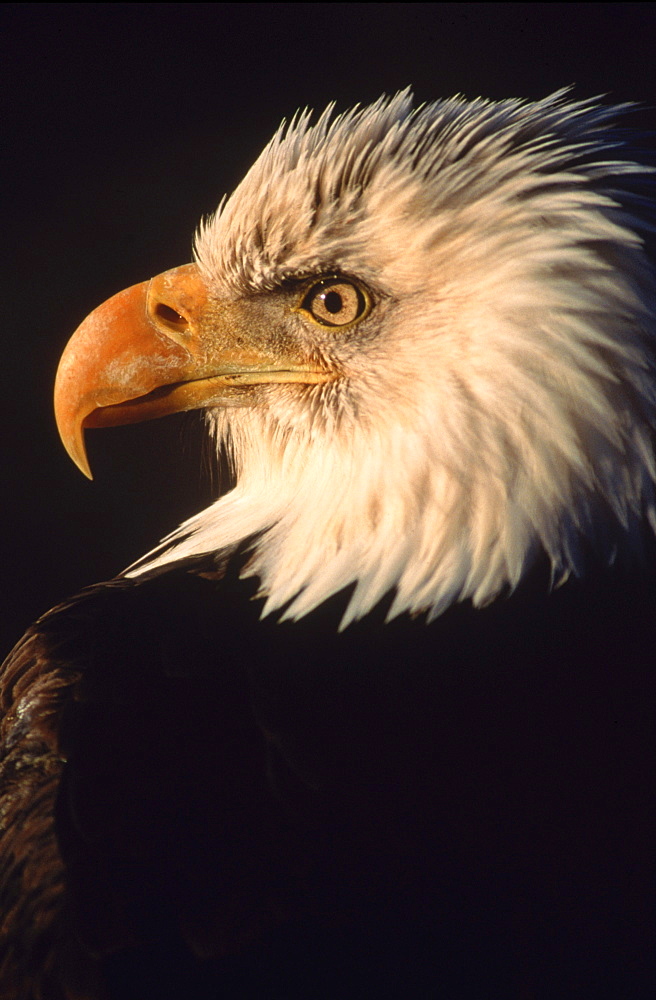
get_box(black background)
[3,2,656,655]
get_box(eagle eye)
[299,278,370,328]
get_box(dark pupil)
[323,290,343,314]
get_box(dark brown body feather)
[1,555,655,998]
[0,602,96,998]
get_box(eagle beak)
[54,263,331,478]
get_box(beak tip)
[67,441,94,480]
[55,410,94,479]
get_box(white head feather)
[127,91,656,627]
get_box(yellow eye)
[299,278,370,328]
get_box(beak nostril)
[153,302,189,332]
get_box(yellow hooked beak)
[54,263,333,478]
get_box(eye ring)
[297,277,371,329]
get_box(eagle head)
[54,91,656,626]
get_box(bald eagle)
[1,92,655,998]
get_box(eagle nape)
[1,91,655,999]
